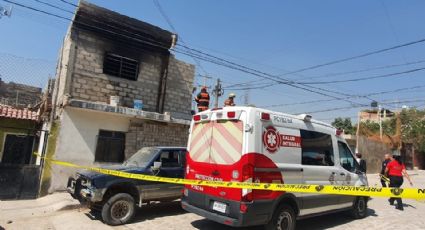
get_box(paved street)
[1,171,424,230]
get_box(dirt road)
[1,171,424,230]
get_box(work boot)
[395,204,404,211]
[388,199,394,205]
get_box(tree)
[332,117,355,135]
[400,108,425,152]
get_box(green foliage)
[356,108,425,153]
[332,117,355,135]
[400,108,425,152]
[360,119,396,136]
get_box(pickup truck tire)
[101,193,135,226]
[265,204,296,230]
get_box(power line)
[34,0,74,14]
[304,99,425,114]
[295,67,425,85]
[2,0,374,107]
[176,44,364,105]
[278,38,425,76]
[226,59,425,89]
[2,0,70,21]
[152,0,208,76]
[57,0,77,8]
[262,84,425,108]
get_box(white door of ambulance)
[335,141,366,206]
[299,130,343,216]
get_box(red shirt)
[386,160,405,177]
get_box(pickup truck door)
[143,149,184,200]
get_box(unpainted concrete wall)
[357,135,392,174]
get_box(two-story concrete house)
[45,1,194,192]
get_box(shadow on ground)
[86,201,187,224]
[191,208,377,230]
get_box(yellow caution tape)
[36,153,425,200]
[380,174,390,183]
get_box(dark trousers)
[380,179,387,187]
[389,176,403,207]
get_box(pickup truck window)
[158,150,180,168]
[124,147,159,167]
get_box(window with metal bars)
[103,53,139,80]
[95,130,126,163]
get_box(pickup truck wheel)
[101,193,135,226]
[351,197,368,219]
[265,204,296,230]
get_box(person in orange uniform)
[195,86,210,112]
[385,155,413,210]
[224,93,236,107]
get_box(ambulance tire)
[351,196,368,219]
[101,193,135,226]
[265,204,296,230]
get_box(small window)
[338,141,357,172]
[103,53,139,80]
[301,130,334,166]
[95,130,125,163]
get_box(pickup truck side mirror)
[152,161,162,171]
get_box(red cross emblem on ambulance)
[263,126,281,153]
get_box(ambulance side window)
[338,142,356,172]
[300,130,334,166]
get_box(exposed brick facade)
[63,30,195,119]
[0,80,42,108]
[125,121,189,158]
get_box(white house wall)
[49,107,130,192]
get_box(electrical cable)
[3,0,399,107]
[34,0,74,14]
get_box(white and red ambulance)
[181,106,368,230]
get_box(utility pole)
[212,78,223,108]
[355,111,361,153]
[379,105,383,140]
[244,89,250,105]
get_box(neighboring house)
[0,78,42,108]
[0,105,45,199]
[45,1,195,193]
[359,109,394,123]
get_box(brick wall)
[69,30,163,112]
[59,30,195,116]
[164,56,195,120]
[0,80,42,108]
[125,121,189,159]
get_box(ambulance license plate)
[212,201,227,213]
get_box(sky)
[1,0,425,122]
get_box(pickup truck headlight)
[81,178,92,187]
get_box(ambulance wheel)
[351,196,368,219]
[265,204,296,230]
[101,193,135,226]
